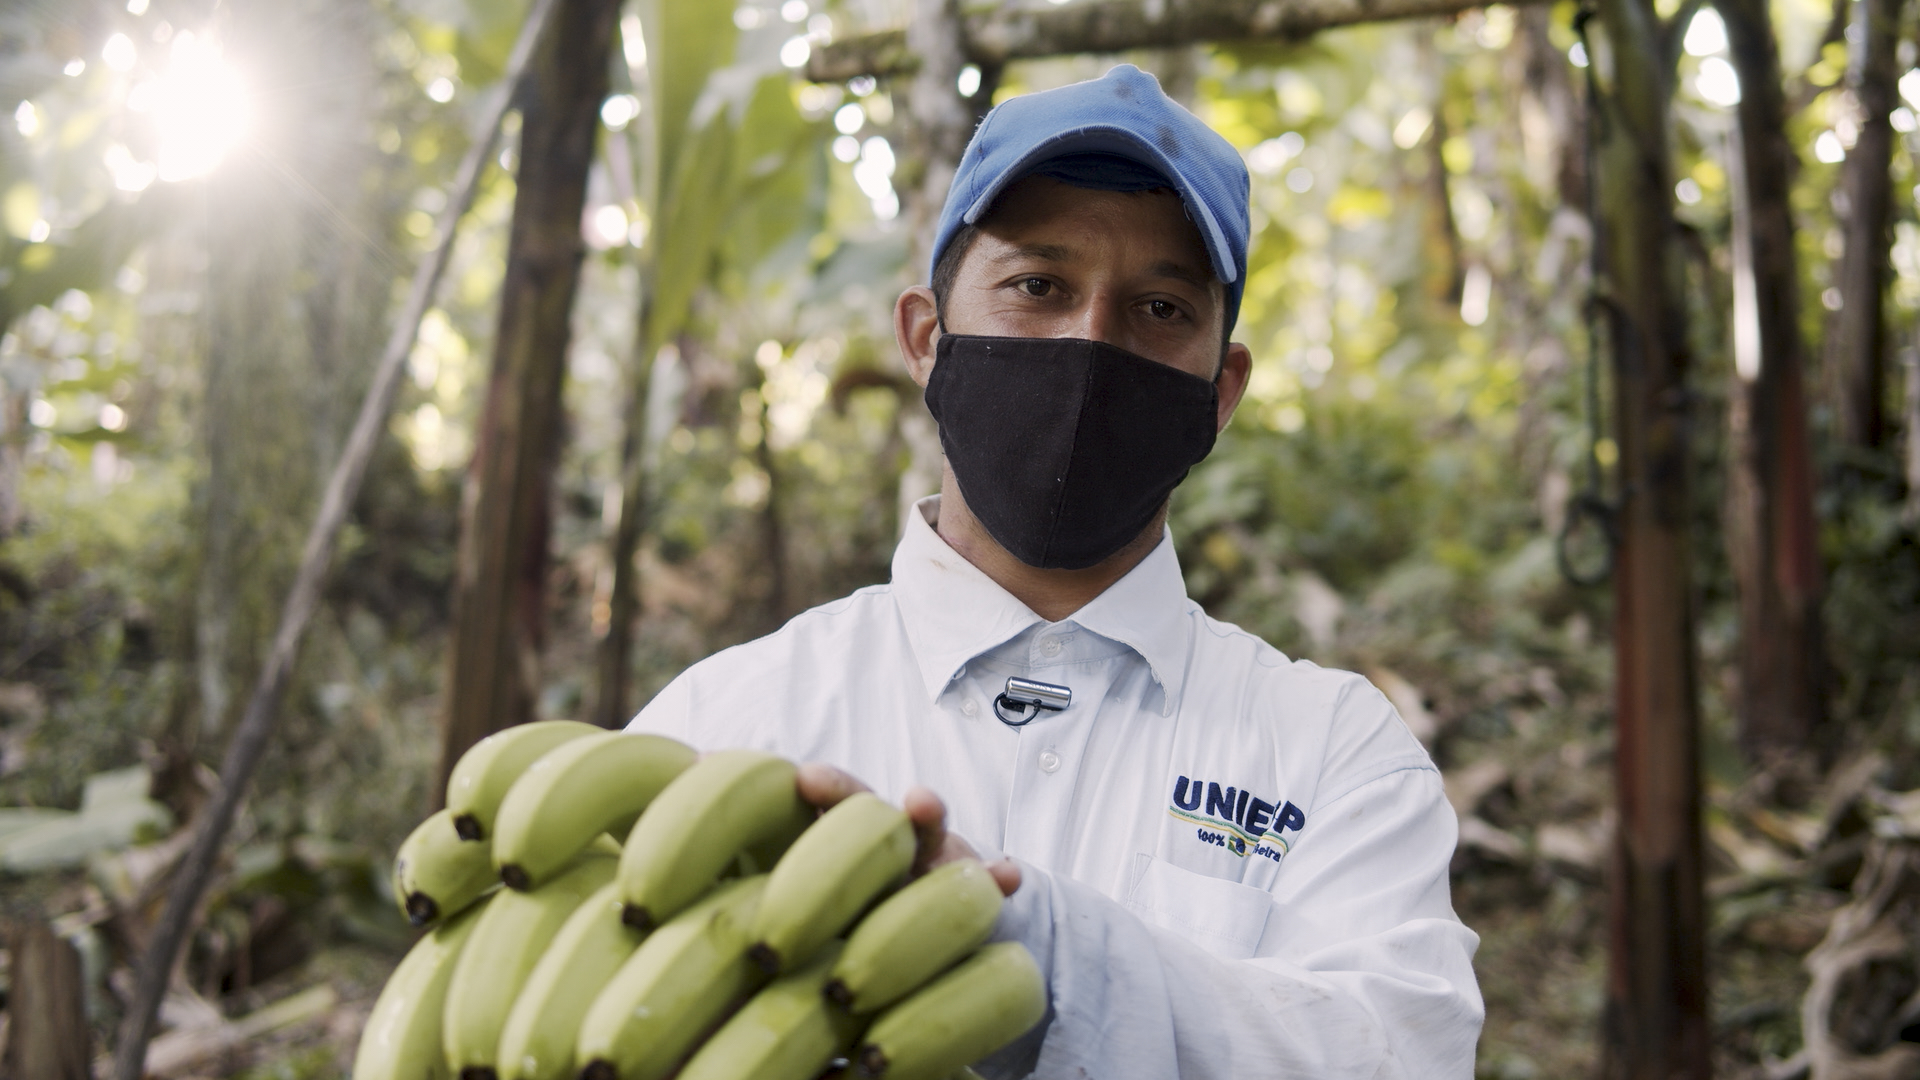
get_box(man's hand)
[796,762,1021,896]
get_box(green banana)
[445,720,603,841]
[351,897,490,1080]
[442,852,618,1080]
[491,732,695,890]
[826,859,1004,1013]
[852,942,1046,1080]
[496,882,645,1080]
[749,792,914,973]
[675,941,863,1080]
[393,808,499,926]
[576,875,770,1080]
[616,749,812,931]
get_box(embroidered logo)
[1167,775,1304,862]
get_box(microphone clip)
[993,676,1072,727]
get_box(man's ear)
[1215,342,1253,434]
[895,286,941,389]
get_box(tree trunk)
[1587,2,1710,1076]
[7,921,91,1080]
[8,914,90,1076]
[1422,66,1466,307]
[1828,0,1904,450]
[1518,5,1586,212]
[901,0,979,272]
[591,321,658,730]
[754,375,791,628]
[1718,0,1827,764]
[1907,349,1920,517]
[438,0,621,791]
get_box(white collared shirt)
[629,496,1483,1078]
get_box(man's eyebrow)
[1149,260,1215,291]
[988,243,1076,264]
[989,246,1216,291]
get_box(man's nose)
[1067,290,1123,346]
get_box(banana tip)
[500,864,532,891]
[452,814,484,842]
[458,1068,498,1080]
[619,904,653,932]
[580,1060,618,1080]
[747,942,782,975]
[854,1045,889,1077]
[404,893,438,926]
[822,978,854,1009]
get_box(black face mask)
[924,334,1219,570]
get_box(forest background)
[4,0,1920,1074]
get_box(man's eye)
[1148,300,1181,320]
[1019,278,1052,297]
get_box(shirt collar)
[889,495,1196,714]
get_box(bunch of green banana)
[675,941,863,1080]
[443,852,618,1080]
[617,749,814,932]
[825,858,1003,1013]
[491,732,695,890]
[363,750,1041,1080]
[496,882,646,1080]
[749,792,915,973]
[352,897,490,1080]
[575,875,769,1080]
[445,721,602,841]
[393,808,498,927]
[851,941,1046,1080]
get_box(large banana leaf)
[721,74,825,284]
[644,107,735,352]
[635,0,739,203]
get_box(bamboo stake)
[109,1,560,1075]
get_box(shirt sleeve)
[981,765,1482,1079]
[625,673,698,747]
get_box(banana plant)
[594,4,823,726]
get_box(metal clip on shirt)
[994,677,1072,727]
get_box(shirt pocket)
[1123,852,1273,960]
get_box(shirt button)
[1039,638,1063,657]
[1038,750,1061,773]
[961,698,978,716]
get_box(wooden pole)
[108,3,559,1075]
[1585,0,1710,1073]
[437,0,624,786]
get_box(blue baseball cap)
[929,64,1252,332]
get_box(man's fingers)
[903,786,952,873]
[799,777,1012,892]
[795,761,871,811]
[986,858,1022,896]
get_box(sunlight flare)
[130,32,251,182]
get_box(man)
[629,64,1482,1077]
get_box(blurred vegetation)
[1,0,1918,1075]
